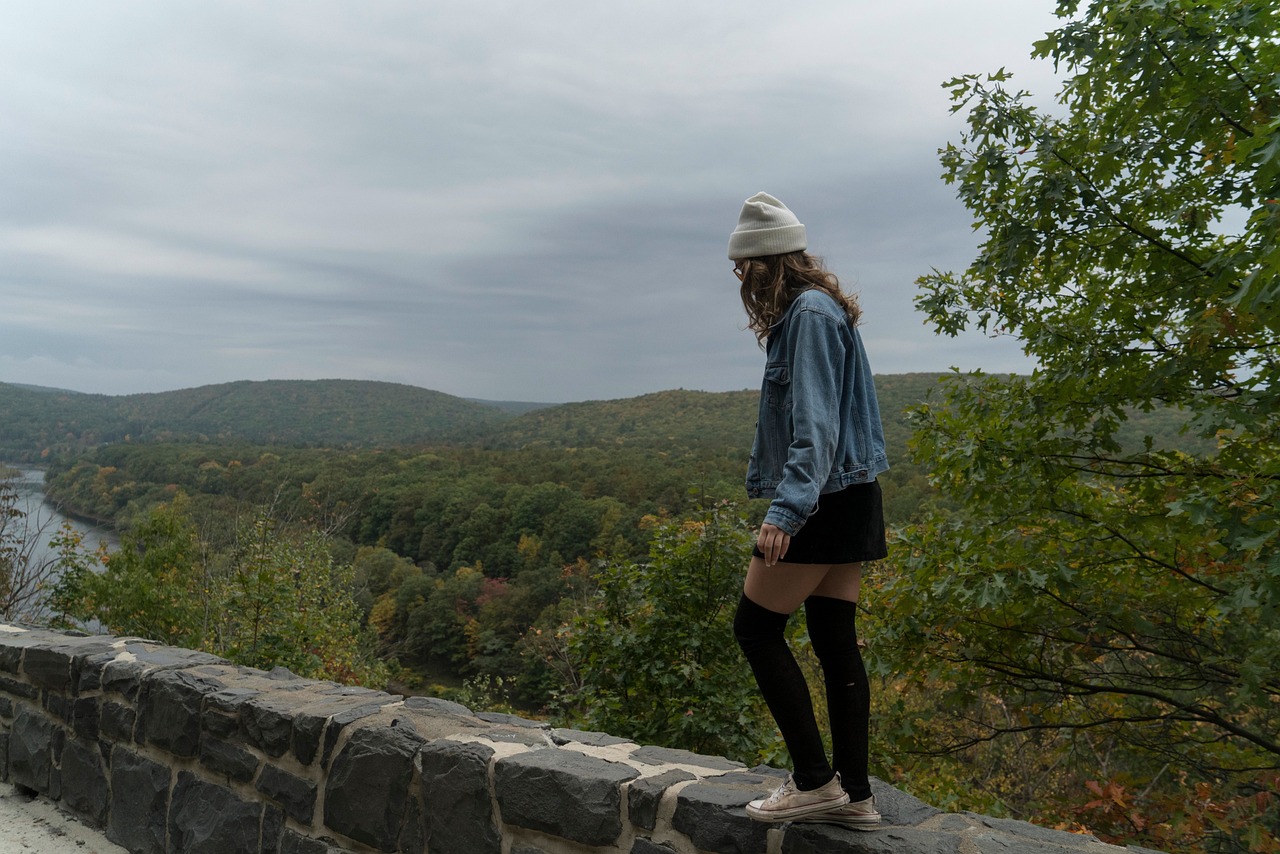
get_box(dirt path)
[0,783,126,854]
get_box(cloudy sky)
[0,1,1065,404]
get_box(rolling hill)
[1,372,1201,466]
[0,379,512,460]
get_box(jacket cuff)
[764,504,805,537]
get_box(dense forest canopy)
[26,373,963,538]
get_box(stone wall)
[0,624,1165,854]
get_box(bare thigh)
[743,557,863,615]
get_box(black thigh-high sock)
[733,594,833,790]
[804,595,872,801]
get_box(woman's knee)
[733,593,789,653]
[804,595,861,661]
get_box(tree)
[211,510,383,683]
[875,1,1279,850]
[560,503,776,764]
[59,493,208,647]
[61,496,388,686]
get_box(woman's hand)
[756,522,791,566]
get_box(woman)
[728,192,888,828]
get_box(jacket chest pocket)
[763,364,790,408]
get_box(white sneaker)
[792,794,881,829]
[745,774,850,822]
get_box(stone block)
[419,739,500,854]
[44,690,72,723]
[972,815,1103,849]
[0,674,39,701]
[242,696,297,757]
[404,695,472,717]
[199,737,261,783]
[73,651,110,693]
[279,830,350,854]
[29,638,118,692]
[267,665,305,681]
[0,732,8,782]
[551,727,634,747]
[319,701,387,768]
[256,763,317,824]
[63,636,121,657]
[671,771,774,854]
[203,687,261,738]
[124,642,227,671]
[262,805,285,854]
[290,715,328,767]
[628,769,695,831]
[0,695,12,719]
[476,710,549,729]
[324,723,426,851]
[783,823,962,854]
[108,747,171,854]
[292,692,394,766]
[137,669,225,758]
[398,789,425,854]
[494,747,639,847]
[8,707,56,794]
[632,841,680,854]
[99,657,150,701]
[319,683,380,697]
[970,829,1112,854]
[100,643,227,703]
[60,737,109,825]
[48,756,63,800]
[168,771,263,854]
[76,650,131,694]
[99,700,137,742]
[632,745,743,771]
[0,642,22,673]
[70,695,100,740]
[871,777,942,827]
[473,725,550,747]
[934,813,979,831]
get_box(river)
[2,466,118,624]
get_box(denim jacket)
[745,289,889,536]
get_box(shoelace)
[763,781,797,806]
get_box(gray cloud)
[0,1,1060,401]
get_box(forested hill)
[0,374,959,463]
[0,379,512,459]
[479,389,758,453]
[478,374,952,456]
[2,373,1205,465]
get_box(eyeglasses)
[733,262,745,281]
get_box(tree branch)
[969,656,1280,757]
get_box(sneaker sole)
[792,814,881,830]
[745,795,851,822]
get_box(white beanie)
[727,192,807,260]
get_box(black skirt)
[753,480,888,565]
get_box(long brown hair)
[737,250,861,344]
